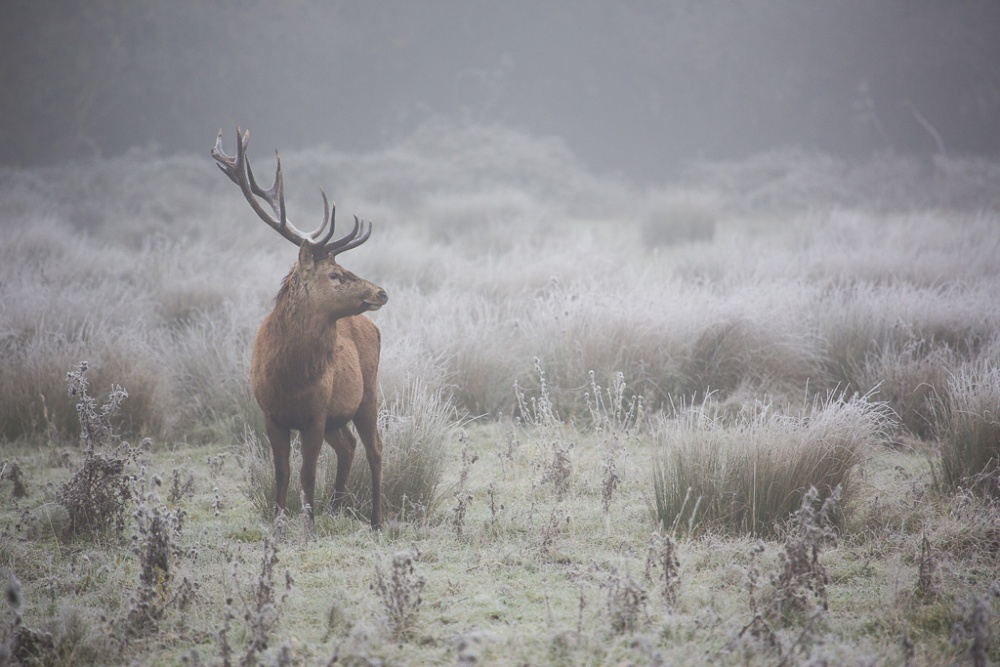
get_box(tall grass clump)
[675,316,822,402]
[162,302,260,443]
[857,340,957,439]
[815,282,998,396]
[240,378,455,523]
[652,393,891,537]
[933,362,1000,498]
[346,379,455,521]
[0,330,165,444]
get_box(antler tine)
[314,190,337,248]
[211,128,241,186]
[244,150,288,230]
[333,216,372,256]
[235,132,302,243]
[212,127,313,247]
[313,215,372,260]
[347,216,373,250]
[311,192,374,259]
[213,126,375,258]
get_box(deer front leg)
[299,421,326,533]
[264,417,292,515]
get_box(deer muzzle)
[365,288,389,311]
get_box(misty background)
[2,0,999,181]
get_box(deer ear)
[297,241,317,274]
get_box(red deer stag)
[212,127,388,530]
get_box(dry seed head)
[374,550,425,640]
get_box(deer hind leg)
[325,425,357,515]
[264,416,292,515]
[353,407,383,530]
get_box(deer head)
[212,127,387,319]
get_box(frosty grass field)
[1,124,999,665]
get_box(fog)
[2,1,998,181]
[4,5,1000,662]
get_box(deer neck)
[265,278,341,383]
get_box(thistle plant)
[374,551,425,641]
[57,362,143,538]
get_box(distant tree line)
[1,0,998,178]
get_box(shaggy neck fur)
[263,267,338,387]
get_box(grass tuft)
[652,393,889,537]
[346,379,455,522]
[932,362,1000,499]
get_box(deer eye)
[328,271,342,284]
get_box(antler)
[211,127,372,259]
